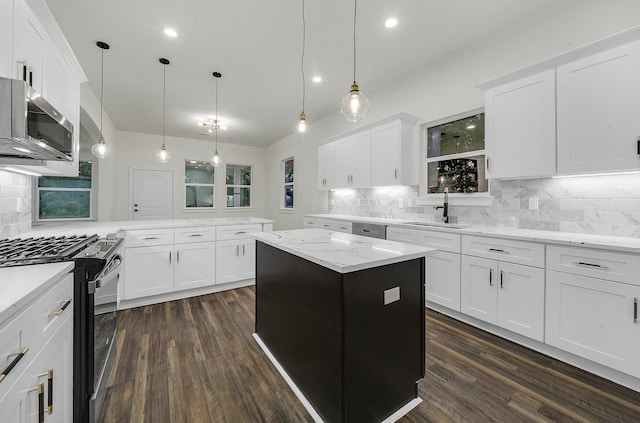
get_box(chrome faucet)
[434,187,449,223]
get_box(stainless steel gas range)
[0,234,123,423]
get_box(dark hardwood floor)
[99,287,640,422]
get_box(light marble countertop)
[253,228,436,274]
[307,214,640,253]
[13,217,274,239]
[0,262,73,327]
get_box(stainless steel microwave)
[0,77,74,163]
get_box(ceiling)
[45,0,555,148]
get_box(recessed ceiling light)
[312,76,322,83]
[164,28,178,38]
[385,18,398,28]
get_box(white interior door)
[130,169,173,220]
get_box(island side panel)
[342,257,426,423]
[255,241,343,423]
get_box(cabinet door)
[0,313,73,423]
[13,0,45,92]
[0,0,13,78]
[461,255,497,323]
[43,48,65,112]
[124,245,173,299]
[484,69,556,179]
[371,120,402,186]
[546,270,640,377]
[174,242,215,291]
[335,130,372,188]
[238,238,256,280]
[496,262,544,341]
[215,239,241,284]
[317,142,335,190]
[426,251,461,311]
[557,39,640,174]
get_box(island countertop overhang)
[252,228,436,274]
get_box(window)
[37,161,93,220]
[226,164,252,208]
[283,157,294,209]
[185,160,215,208]
[425,110,488,194]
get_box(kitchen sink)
[404,222,466,229]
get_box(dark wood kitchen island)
[252,228,435,423]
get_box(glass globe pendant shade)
[211,150,220,167]
[91,136,110,159]
[156,144,170,163]
[298,112,307,132]
[340,83,369,122]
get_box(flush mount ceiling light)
[340,0,369,122]
[156,58,171,163]
[298,0,307,133]
[164,28,177,38]
[384,18,398,28]
[210,72,222,167]
[91,41,110,159]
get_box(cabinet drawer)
[174,227,215,243]
[303,218,318,228]
[387,227,418,244]
[125,229,174,247]
[0,273,72,395]
[546,245,640,285]
[216,224,262,240]
[333,221,352,234]
[418,230,461,253]
[462,235,544,267]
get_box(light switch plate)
[384,286,400,305]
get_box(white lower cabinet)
[216,238,255,285]
[303,217,352,233]
[124,244,174,299]
[461,236,545,341]
[174,242,216,291]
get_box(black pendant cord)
[352,0,357,85]
[99,47,104,137]
[301,0,306,113]
[159,58,170,147]
[214,73,220,150]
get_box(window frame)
[282,157,294,210]
[424,107,490,197]
[35,160,94,222]
[184,160,216,209]
[225,164,253,209]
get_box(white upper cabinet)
[371,117,418,186]
[0,0,13,78]
[317,141,336,190]
[335,129,372,188]
[12,0,45,93]
[484,69,556,179]
[557,39,640,175]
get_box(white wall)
[264,0,640,230]
[0,171,32,238]
[111,131,266,221]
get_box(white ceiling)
[45,0,556,148]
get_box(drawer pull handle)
[488,248,508,254]
[143,236,159,240]
[49,299,73,316]
[188,234,204,237]
[28,383,45,423]
[489,268,493,286]
[234,231,247,235]
[574,261,608,269]
[0,347,29,383]
[634,298,638,324]
[38,369,53,414]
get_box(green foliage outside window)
[37,161,92,220]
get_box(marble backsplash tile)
[328,173,640,237]
[0,170,32,238]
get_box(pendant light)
[91,41,110,158]
[340,0,369,122]
[210,72,222,167]
[297,0,307,132]
[156,58,171,163]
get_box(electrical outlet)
[529,198,539,210]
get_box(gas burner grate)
[0,234,99,267]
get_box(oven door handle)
[88,254,122,294]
